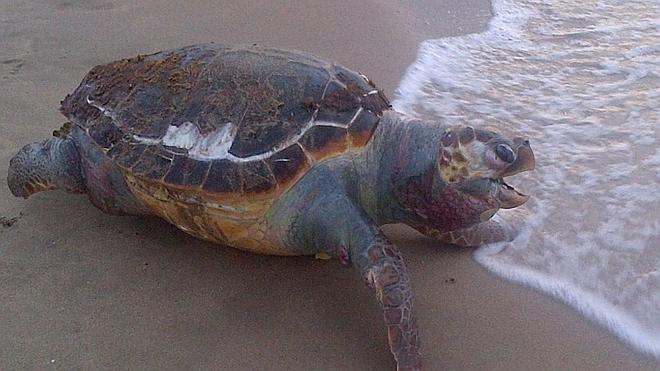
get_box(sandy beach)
[1,0,658,369]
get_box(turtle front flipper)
[270,186,422,370]
[420,215,520,247]
[355,234,422,371]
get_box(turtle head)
[7,138,85,198]
[394,125,535,234]
[437,126,535,210]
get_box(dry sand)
[1,0,658,369]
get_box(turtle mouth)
[492,178,529,209]
[492,139,535,209]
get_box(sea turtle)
[7,43,535,370]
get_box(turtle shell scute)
[60,43,391,196]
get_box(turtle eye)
[441,131,457,147]
[495,144,515,163]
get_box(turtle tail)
[7,128,86,198]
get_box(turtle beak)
[495,138,534,209]
[501,138,535,177]
[495,180,530,209]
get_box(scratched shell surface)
[60,43,391,197]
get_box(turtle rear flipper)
[7,137,85,198]
[52,121,73,138]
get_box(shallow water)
[394,0,660,357]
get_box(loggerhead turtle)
[7,44,535,370]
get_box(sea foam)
[394,0,660,358]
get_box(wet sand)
[1,0,658,369]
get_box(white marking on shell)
[132,135,160,145]
[157,154,173,163]
[176,224,192,232]
[133,135,160,146]
[314,121,348,128]
[349,107,363,124]
[313,107,362,129]
[121,78,336,162]
[206,202,241,213]
[366,90,379,95]
[161,121,202,149]
[333,79,348,90]
[86,96,117,120]
[162,121,236,160]
[130,112,324,162]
